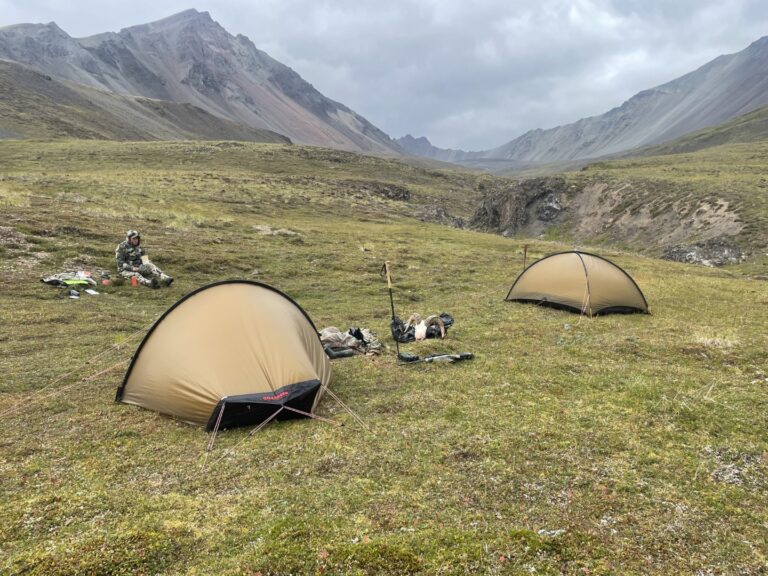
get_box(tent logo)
[262,391,290,401]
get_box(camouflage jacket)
[115,240,145,272]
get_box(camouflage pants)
[120,262,171,287]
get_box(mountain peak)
[121,9,216,33]
[158,9,212,24]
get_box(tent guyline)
[323,387,372,433]
[202,382,370,461]
[202,406,285,469]
[202,399,356,466]
[0,319,157,422]
[200,390,369,472]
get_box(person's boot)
[162,275,174,287]
[150,277,161,289]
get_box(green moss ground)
[1,141,766,575]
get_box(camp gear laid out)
[390,313,454,343]
[42,271,103,300]
[506,250,649,316]
[380,260,472,364]
[116,280,331,431]
[406,313,447,340]
[398,352,474,364]
[41,271,97,287]
[320,326,382,358]
[324,347,356,359]
[424,352,473,363]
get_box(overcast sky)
[2,1,768,150]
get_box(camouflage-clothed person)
[116,230,173,288]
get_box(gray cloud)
[2,0,767,149]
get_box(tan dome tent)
[116,280,332,430]
[506,251,648,316]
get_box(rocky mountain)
[399,36,768,171]
[0,9,400,153]
[0,58,290,142]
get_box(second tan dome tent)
[506,251,649,316]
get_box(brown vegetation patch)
[336,180,412,201]
[0,225,28,249]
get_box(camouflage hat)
[126,230,141,240]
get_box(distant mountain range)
[0,9,400,153]
[398,36,768,170]
[3,10,768,167]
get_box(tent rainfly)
[506,251,649,316]
[116,280,332,430]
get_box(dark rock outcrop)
[470,177,568,236]
[470,176,749,267]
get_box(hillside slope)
[634,105,768,157]
[0,59,290,142]
[0,10,400,153]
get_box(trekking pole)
[382,261,401,358]
[384,261,396,319]
[522,244,529,271]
